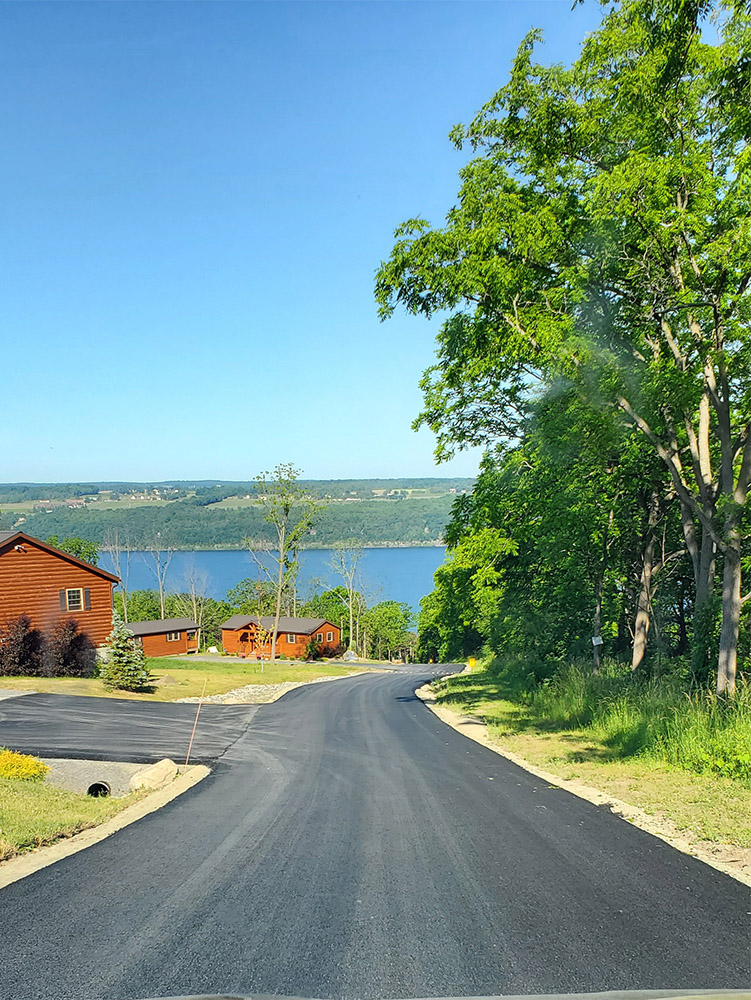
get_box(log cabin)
[127,618,199,657]
[221,615,341,659]
[0,530,119,647]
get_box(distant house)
[127,618,198,657]
[0,530,119,647]
[221,616,341,659]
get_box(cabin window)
[287,633,296,643]
[187,631,196,640]
[326,631,333,642]
[316,633,323,642]
[166,631,181,641]
[240,631,249,642]
[66,589,83,612]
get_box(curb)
[416,684,751,887]
[0,764,210,891]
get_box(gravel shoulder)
[177,668,376,704]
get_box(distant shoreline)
[104,541,446,552]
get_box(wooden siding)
[140,629,198,658]
[0,538,115,646]
[222,622,340,658]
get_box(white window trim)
[287,634,296,643]
[166,631,181,642]
[315,633,323,642]
[66,588,83,612]
[326,631,333,642]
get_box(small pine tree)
[99,612,153,691]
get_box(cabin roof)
[127,618,198,637]
[0,531,120,583]
[221,615,336,635]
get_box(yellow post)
[468,657,476,670]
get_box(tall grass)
[487,658,751,782]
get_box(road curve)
[1,668,749,1000]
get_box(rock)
[342,650,358,662]
[207,646,220,654]
[130,758,179,791]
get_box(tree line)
[377,0,751,695]
[8,495,453,549]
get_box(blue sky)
[3,0,602,483]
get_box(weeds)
[436,657,751,783]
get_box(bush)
[0,748,49,781]
[305,639,321,660]
[99,612,153,692]
[0,615,45,676]
[45,619,96,677]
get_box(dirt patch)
[416,684,751,887]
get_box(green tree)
[100,612,153,691]
[225,578,277,616]
[247,464,327,660]
[364,601,414,661]
[114,589,161,622]
[301,586,351,645]
[46,534,99,565]
[377,0,751,694]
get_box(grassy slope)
[0,657,361,701]
[0,779,140,860]
[433,668,751,847]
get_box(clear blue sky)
[3,0,602,483]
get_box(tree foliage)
[100,612,153,691]
[46,534,99,565]
[378,0,751,692]
[0,615,45,676]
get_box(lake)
[98,547,446,612]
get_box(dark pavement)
[1,669,749,1000]
[0,692,256,763]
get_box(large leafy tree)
[377,0,751,693]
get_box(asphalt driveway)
[1,669,749,1000]
[0,691,256,762]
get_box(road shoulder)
[416,683,751,887]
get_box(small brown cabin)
[221,616,341,659]
[0,530,119,647]
[127,618,199,657]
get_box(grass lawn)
[0,778,141,860]
[433,670,751,848]
[0,657,362,702]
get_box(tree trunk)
[271,527,285,662]
[717,520,741,696]
[632,531,656,671]
[593,575,603,674]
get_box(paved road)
[0,692,256,762]
[1,669,749,1000]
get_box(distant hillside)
[0,479,473,548]
[0,478,473,504]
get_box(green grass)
[433,659,751,847]
[0,778,140,860]
[0,657,362,702]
